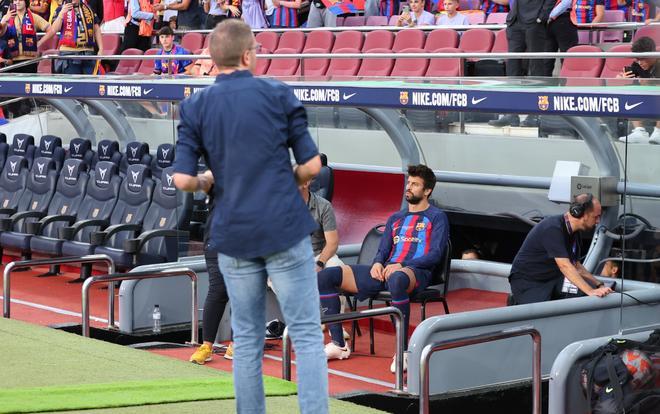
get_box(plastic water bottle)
[152,305,161,334]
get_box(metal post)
[419,326,541,414]
[3,255,114,319]
[81,268,198,345]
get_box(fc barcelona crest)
[416,222,426,231]
[24,83,31,94]
[183,87,191,98]
[538,95,549,111]
[98,85,105,96]
[399,91,409,105]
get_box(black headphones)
[569,193,593,218]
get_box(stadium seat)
[9,134,36,168]
[474,29,507,76]
[366,16,388,26]
[388,15,400,26]
[255,49,272,75]
[203,33,211,49]
[601,10,625,42]
[599,44,633,79]
[343,16,366,26]
[111,48,143,75]
[333,30,364,51]
[0,134,8,172]
[491,29,508,53]
[102,33,121,55]
[336,16,345,26]
[119,142,152,176]
[633,25,660,44]
[298,48,330,78]
[326,47,362,79]
[0,155,30,220]
[90,140,122,169]
[94,167,193,271]
[425,48,464,77]
[150,143,175,179]
[266,48,300,76]
[362,30,395,51]
[485,12,507,24]
[137,48,161,75]
[256,31,280,53]
[181,32,204,53]
[465,11,485,25]
[390,48,429,77]
[425,29,459,51]
[61,164,155,280]
[392,29,425,52]
[276,31,305,53]
[459,28,495,60]
[0,159,89,266]
[559,45,604,86]
[310,153,333,202]
[66,138,94,167]
[37,50,58,73]
[357,48,394,77]
[304,30,334,52]
[35,135,65,172]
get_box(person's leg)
[509,277,555,304]
[306,5,324,28]
[506,22,526,77]
[321,9,337,27]
[120,23,139,53]
[266,237,328,414]
[526,22,548,77]
[202,248,229,343]
[543,23,559,77]
[218,253,268,414]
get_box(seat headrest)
[161,167,176,196]
[69,138,91,160]
[62,158,85,184]
[32,157,55,183]
[39,135,62,156]
[0,132,6,144]
[125,142,149,165]
[94,161,117,188]
[12,134,34,154]
[4,155,27,179]
[126,164,150,193]
[157,143,174,168]
[97,140,119,161]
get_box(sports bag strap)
[605,353,626,412]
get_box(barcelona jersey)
[571,0,604,23]
[629,0,649,22]
[374,205,449,271]
[481,0,509,15]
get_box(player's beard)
[406,191,422,205]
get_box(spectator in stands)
[645,8,660,23]
[0,0,10,16]
[544,0,578,77]
[318,164,449,373]
[168,14,177,29]
[188,46,219,75]
[202,0,240,29]
[153,25,192,74]
[601,259,620,277]
[100,0,126,32]
[164,0,203,30]
[172,19,327,414]
[30,0,50,20]
[436,0,470,25]
[604,0,626,17]
[50,0,104,74]
[380,0,400,18]
[0,0,56,73]
[242,0,268,28]
[508,193,613,305]
[87,0,103,23]
[306,0,336,28]
[121,0,162,52]
[630,0,650,22]
[47,0,60,22]
[571,0,604,23]
[461,248,481,260]
[617,36,659,143]
[397,0,435,26]
[270,0,301,27]
[481,0,509,16]
[0,19,15,67]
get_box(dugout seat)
[35,135,65,172]
[110,48,143,75]
[276,31,305,53]
[425,48,464,77]
[119,142,152,176]
[256,31,280,53]
[9,134,36,168]
[90,140,122,169]
[66,138,94,167]
[392,29,425,52]
[357,48,394,77]
[333,30,363,51]
[150,143,175,179]
[310,153,334,202]
[362,30,394,51]
[424,29,459,51]
[304,30,334,52]
[391,48,429,77]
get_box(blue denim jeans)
[218,236,328,414]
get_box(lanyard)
[564,214,578,265]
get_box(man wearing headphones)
[508,193,613,304]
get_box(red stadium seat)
[485,12,507,24]
[390,48,429,77]
[326,47,361,79]
[357,48,394,77]
[256,31,279,53]
[336,16,345,26]
[601,10,625,42]
[304,30,334,52]
[459,28,494,60]
[277,31,305,53]
[388,15,400,26]
[37,35,58,54]
[102,33,121,55]
[266,48,299,76]
[362,30,394,51]
[111,48,143,75]
[344,16,366,26]
[255,49,272,75]
[425,29,459,51]
[181,32,204,52]
[366,16,388,26]
[37,49,58,73]
[203,33,211,49]
[333,30,363,51]
[298,48,330,78]
[425,47,463,77]
[599,44,632,78]
[392,29,425,52]
[559,45,603,86]
[633,25,660,44]
[491,29,508,53]
[137,48,161,74]
[465,11,485,25]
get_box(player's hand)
[383,263,402,279]
[370,263,384,281]
[588,286,613,298]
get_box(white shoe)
[324,342,351,360]
[619,127,649,143]
[390,352,408,374]
[343,329,351,340]
[649,128,660,144]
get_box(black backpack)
[581,329,660,414]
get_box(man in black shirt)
[509,193,613,304]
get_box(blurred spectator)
[188,45,219,75]
[100,0,126,32]
[168,14,177,29]
[604,0,626,17]
[264,0,275,26]
[629,0,650,22]
[165,0,203,30]
[544,0,578,77]
[0,0,10,16]
[242,0,267,28]
[436,0,470,25]
[307,0,337,27]
[480,0,509,16]
[461,248,482,260]
[571,0,605,23]
[397,0,435,26]
[51,0,104,74]
[87,0,103,22]
[601,260,620,277]
[30,0,51,20]
[271,0,300,27]
[203,0,240,29]
[47,0,61,22]
[380,0,400,18]
[153,25,192,74]
[122,0,161,52]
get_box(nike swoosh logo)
[624,101,643,110]
[471,97,487,105]
[143,88,153,95]
[64,87,73,93]
[605,386,614,393]
[342,93,356,100]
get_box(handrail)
[81,267,199,344]
[3,254,115,326]
[419,325,541,414]
[282,306,405,392]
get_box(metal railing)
[3,254,115,325]
[282,306,405,392]
[419,325,542,414]
[81,267,199,344]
